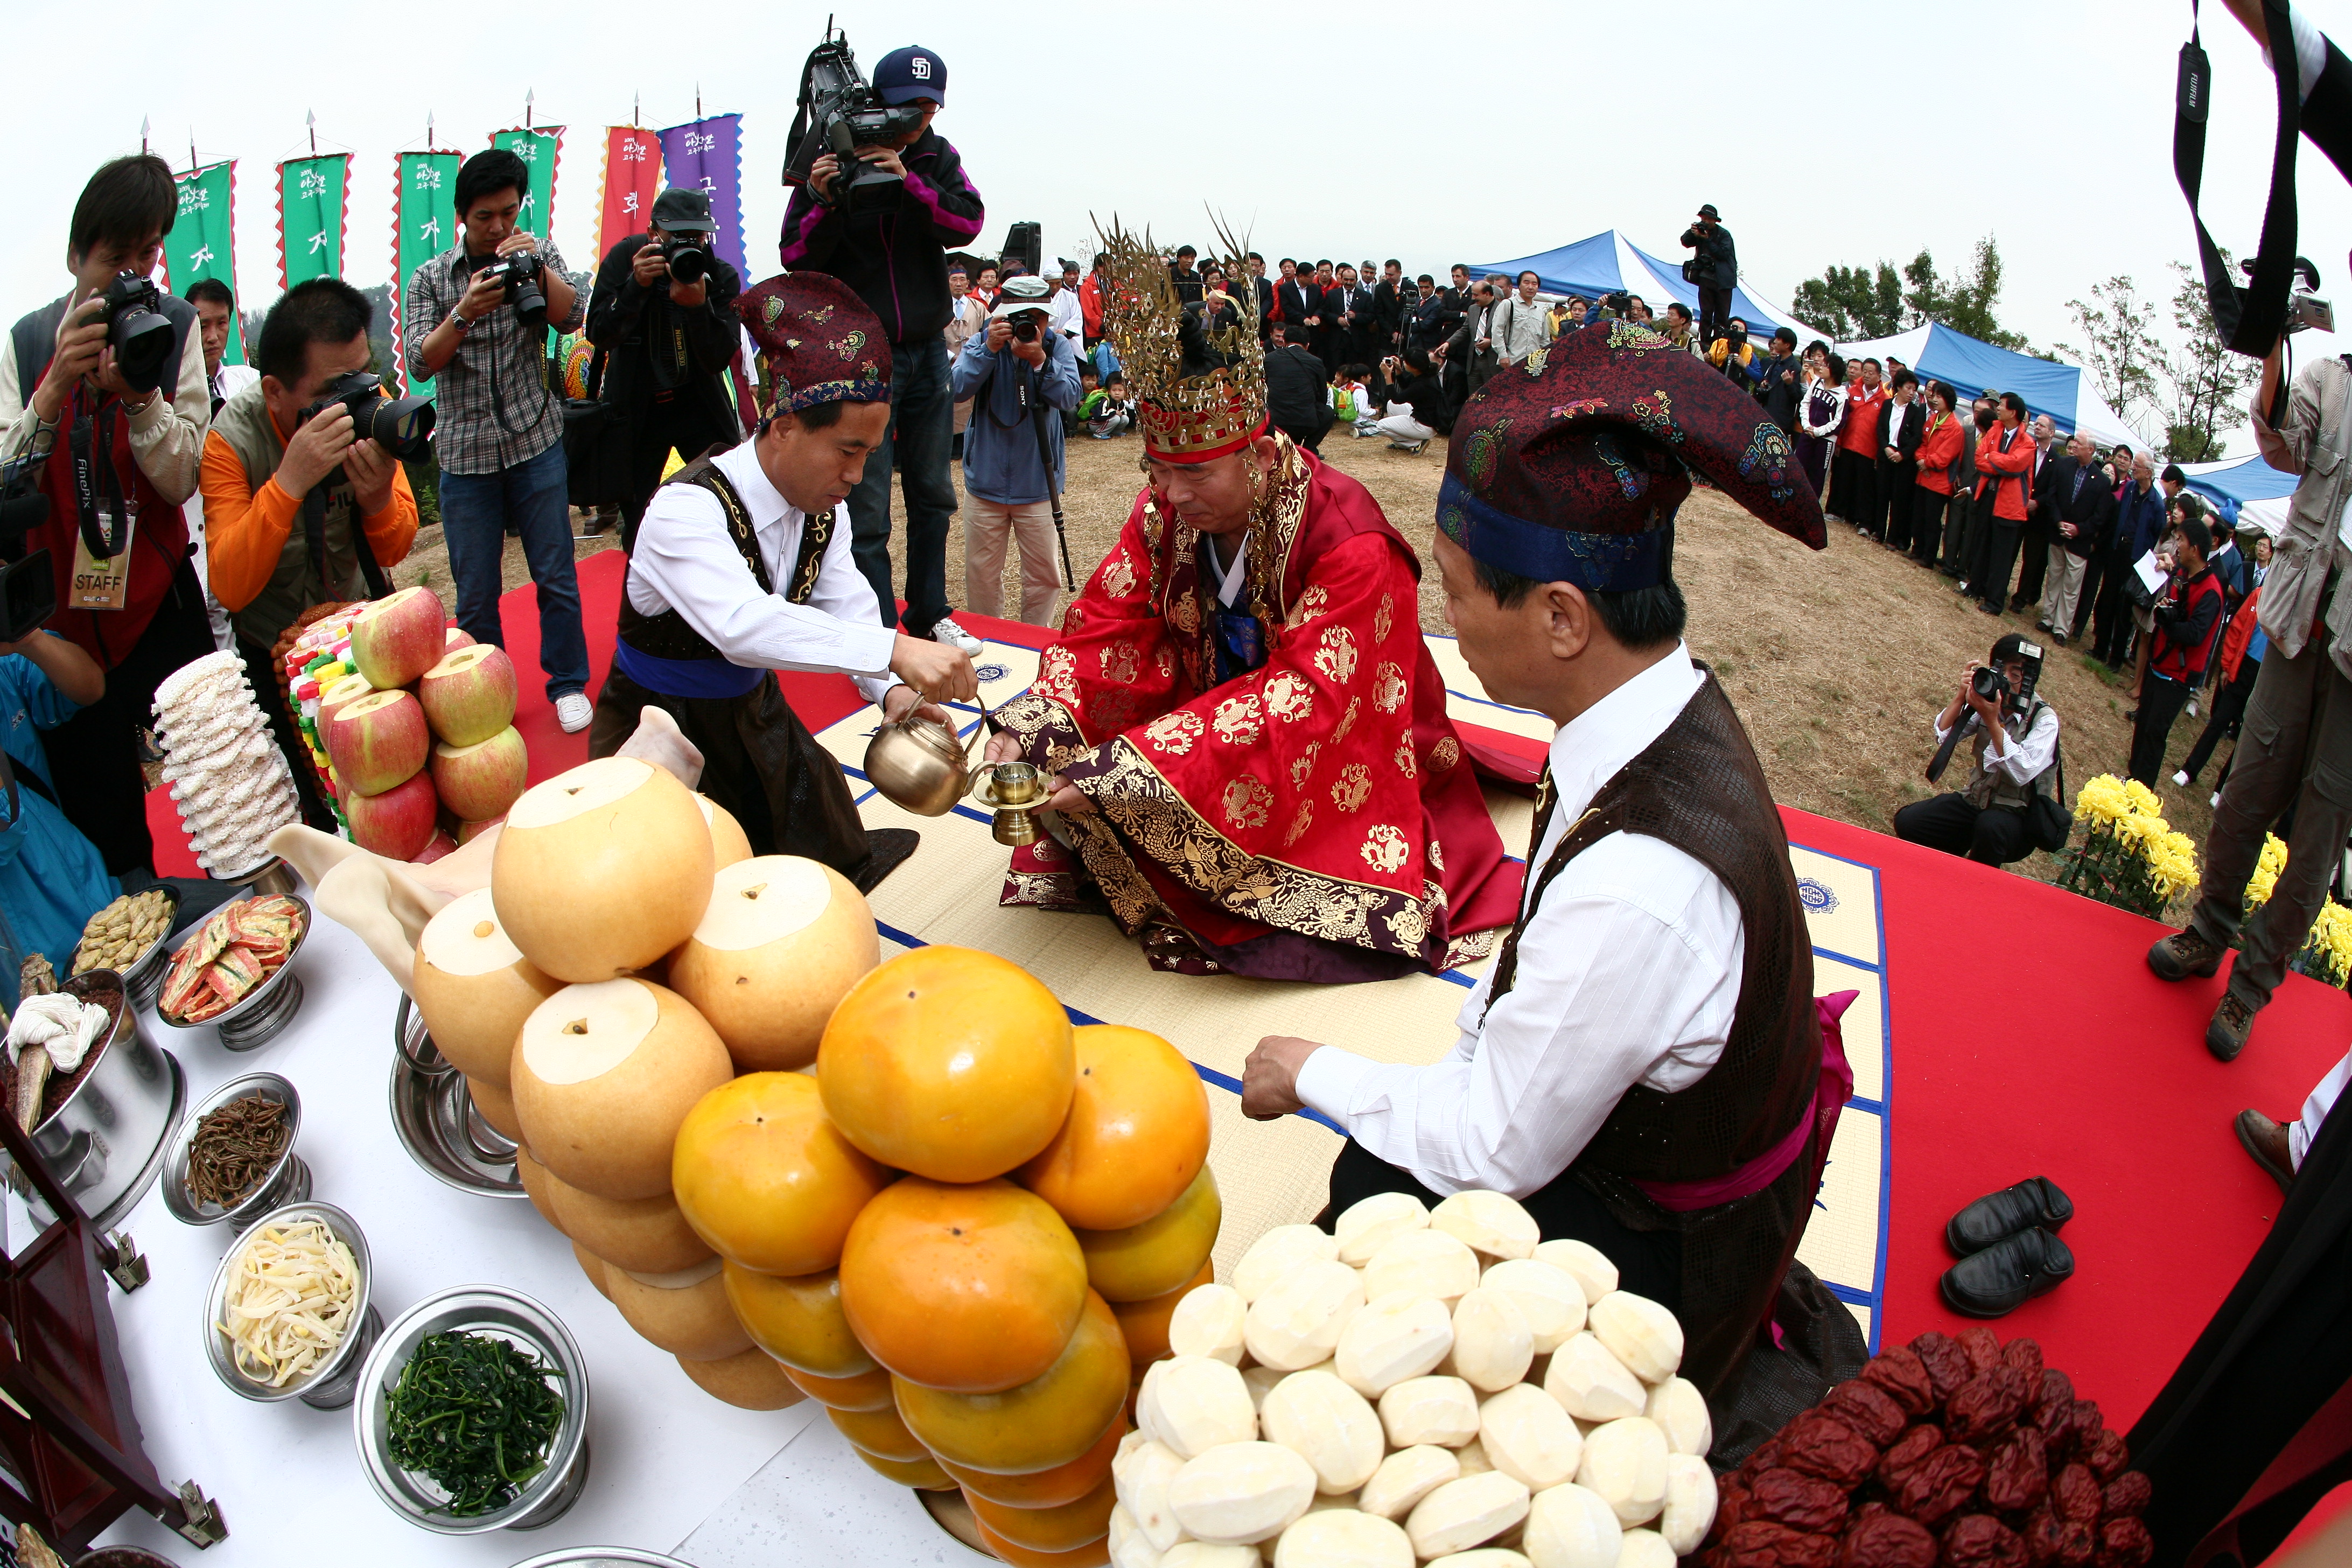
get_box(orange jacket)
[1837,384,1886,456]
[1914,411,1965,495]
[199,422,418,612]
[1975,423,2037,521]
[2221,588,2264,680]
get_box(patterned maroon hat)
[1438,319,1825,591]
[736,272,891,412]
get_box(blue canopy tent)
[1471,230,1805,341]
[1834,323,2138,450]
[2180,452,2299,534]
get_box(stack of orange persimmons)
[671,944,1219,1567]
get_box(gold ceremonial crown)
[1096,216,1268,465]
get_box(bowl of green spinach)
[353,1284,590,1533]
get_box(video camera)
[300,372,435,463]
[1926,639,2043,785]
[782,18,928,219]
[475,252,548,331]
[97,271,174,395]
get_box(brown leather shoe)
[2209,991,2259,1061]
[2235,1109,2295,1193]
[2147,927,2224,981]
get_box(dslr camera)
[97,271,175,394]
[475,251,549,331]
[299,372,435,463]
[1926,639,2044,783]
[783,19,928,218]
[653,240,709,286]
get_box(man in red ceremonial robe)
[985,230,1518,980]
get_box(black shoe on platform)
[849,828,921,895]
[1947,1175,2074,1256]
[1940,1227,2075,1317]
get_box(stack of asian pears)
[406,754,1218,1566]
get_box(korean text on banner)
[278,153,349,287]
[489,127,564,239]
[599,127,663,260]
[656,114,746,276]
[393,151,460,399]
[164,162,241,366]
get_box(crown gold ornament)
[1095,216,1268,465]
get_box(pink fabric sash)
[1629,990,1859,1214]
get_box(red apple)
[416,645,518,747]
[324,689,430,797]
[414,831,459,865]
[454,814,506,846]
[348,586,448,689]
[444,626,476,651]
[430,726,529,822]
[343,771,440,860]
[317,673,376,730]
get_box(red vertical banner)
[598,127,663,260]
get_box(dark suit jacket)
[1263,344,1334,439]
[1279,279,1323,332]
[2045,456,2119,557]
[1874,400,1926,464]
[1251,276,1275,337]
[1329,285,1376,354]
[1405,291,1451,352]
[1373,280,1406,342]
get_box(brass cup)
[986,762,1044,805]
[991,808,1041,846]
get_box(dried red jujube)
[1839,1506,1937,1568]
[1711,1520,1840,1568]
[2088,1429,2130,1482]
[1710,1484,1754,1544]
[1822,1380,1908,1447]
[1893,1443,1986,1527]
[1910,1331,1975,1402]
[1948,1364,2033,1446]
[2004,1337,2045,1380]
[1752,1468,1852,1535]
[2097,1516,2153,1567]
[2053,1464,2103,1523]
[1738,1438,1787,1487]
[1958,1325,2005,1376]
[1778,1412,1881,1490]
[2101,1471,2151,1518]
[1984,1426,2052,1513]
[1876,1424,1944,1490]
[1943,1512,2029,1568]
[1862,1346,1936,1416]
[2031,1368,2075,1426]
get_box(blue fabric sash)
[1434,471,1671,592]
[1213,607,1266,685]
[612,637,766,701]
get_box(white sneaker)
[555,692,593,734]
[2172,769,2190,787]
[930,617,984,657]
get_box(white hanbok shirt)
[625,437,903,707]
[1294,644,1746,1198]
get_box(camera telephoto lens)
[1011,317,1041,344]
[507,271,549,331]
[666,246,709,286]
[356,395,436,460]
[102,272,174,395]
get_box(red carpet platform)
[148,555,2352,1455]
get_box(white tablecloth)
[81,909,833,1565]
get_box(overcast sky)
[8,1,2343,457]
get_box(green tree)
[2054,276,2162,432]
[1791,262,1906,341]
[1903,238,2033,353]
[2155,259,2256,461]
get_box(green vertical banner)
[488,127,564,239]
[164,161,242,365]
[277,152,349,286]
[393,151,460,398]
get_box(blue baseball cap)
[873,46,946,107]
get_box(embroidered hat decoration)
[736,271,892,413]
[1438,319,1826,592]
[1096,216,1268,465]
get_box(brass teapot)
[863,712,971,817]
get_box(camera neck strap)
[2176,0,2301,359]
[66,393,131,561]
[299,486,391,601]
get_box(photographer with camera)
[405,148,593,732]
[2127,514,2223,789]
[949,276,1079,628]
[586,187,746,555]
[1893,633,2061,867]
[199,278,422,829]
[1678,204,1738,348]
[778,41,987,659]
[0,153,216,879]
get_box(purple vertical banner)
[657,113,745,277]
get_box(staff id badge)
[68,503,136,612]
